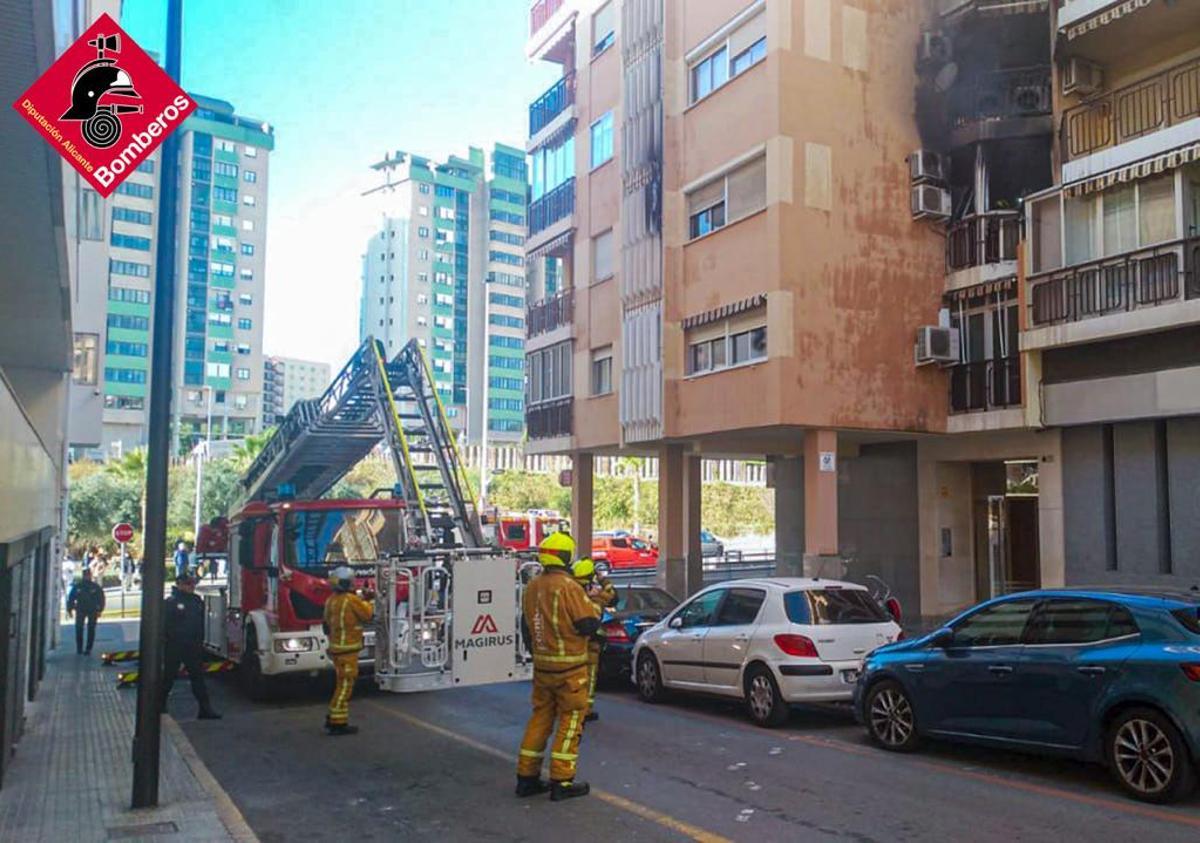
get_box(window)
[111,232,152,251]
[731,36,766,75]
[72,334,98,385]
[531,136,574,200]
[417,272,429,283]
[116,181,153,199]
[491,210,525,225]
[489,376,523,391]
[242,194,256,207]
[418,205,429,217]
[213,186,237,203]
[784,589,889,625]
[238,318,253,330]
[1029,195,1062,273]
[206,362,231,378]
[242,219,255,232]
[236,367,251,380]
[418,226,430,238]
[240,268,254,281]
[419,182,431,194]
[490,230,525,246]
[238,293,253,306]
[80,189,103,240]
[489,292,523,308]
[692,47,728,102]
[107,313,149,331]
[490,250,524,266]
[689,11,766,103]
[949,599,1036,647]
[526,340,572,403]
[210,261,234,277]
[105,340,148,357]
[214,161,238,178]
[417,249,430,261]
[687,154,765,238]
[1102,184,1136,257]
[136,159,155,173]
[235,395,248,409]
[1064,194,1096,266]
[714,588,766,626]
[216,139,236,153]
[244,146,257,157]
[1138,174,1176,246]
[591,346,612,396]
[209,312,232,326]
[730,326,767,364]
[112,206,153,226]
[675,589,724,628]
[241,243,255,256]
[590,112,614,168]
[214,213,234,228]
[686,312,766,375]
[108,286,151,304]
[105,367,146,384]
[592,230,614,282]
[592,1,615,55]
[1024,599,1139,645]
[243,170,257,183]
[489,314,525,328]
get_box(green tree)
[232,428,274,470]
[67,471,142,556]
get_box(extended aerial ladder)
[239,336,483,549]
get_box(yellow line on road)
[362,700,732,843]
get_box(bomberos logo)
[12,13,195,197]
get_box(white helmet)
[330,566,354,590]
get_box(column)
[683,455,703,596]
[804,429,840,577]
[571,452,594,557]
[773,456,804,576]
[656,444,685,596]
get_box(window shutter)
[729,11,766,60]
[593,2,615,48]
[687,178,725,216]
[726,155,767,221]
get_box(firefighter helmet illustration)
[59,32,142,149]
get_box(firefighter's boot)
[585,711,599,723]
[515,775,550,798]
[326,722,359,736]
[550,780,590,801]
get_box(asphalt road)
[177,674,1200,842]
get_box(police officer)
[162,572,221,719]
[515,532,600,801]
[323,566,374,736]
[66,567,105,655]
[572,558,617,723]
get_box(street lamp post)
[192,385,213,537]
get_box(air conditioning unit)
[911,184,952,220]
[914,326,960,366]
[909,149,949,183]
[1012,83,1049,115]
[1062,57,1103,97]
[919,30,952,65]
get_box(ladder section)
[376,339,483,548]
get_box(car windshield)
[615,588,678,613]
[283,507,403,572]
[630,539,650,550]
[784,589,889,625]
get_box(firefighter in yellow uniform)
[572,558,617,723]
[515,532,601,801]
[323,566,374,736]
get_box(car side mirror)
[669,616,683,630]
[928,627,954,648]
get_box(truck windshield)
[283,508,403,572]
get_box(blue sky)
[122,0,556,368]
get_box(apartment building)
[173,96,274,452]
[1019,0,1200,589]
[360,144,529,444]
[263,355,331,425]
[262,357,285,427]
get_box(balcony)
[529,72,576,138]
[527,288,574,339]
[527,0,574,63]
[946,211,1020,273]
[949,65,1052,145]
[529,177,575,237]
[1061,55,1200,172]
[527,397,573,440]
[1027,237,1200,338]
[949,357,1021,414]
[530,0,565,37]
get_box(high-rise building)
[262,357,285,428]
[262,355,331,427]
[360,143,529,443]
[172,96,274,452]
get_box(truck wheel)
[239,627,272,702]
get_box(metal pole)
[193,385,212,537]
[132,0,183,809]
[120,542,126,618]
[479,276,490,507]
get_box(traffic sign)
[112,522,135,544]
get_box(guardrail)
[605,551,777,585]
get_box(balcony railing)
[1029,237,1198,327]
[527,288,574,337]
[527,397,573,440]
[1062,55,1200,162]
[949,357,1022,414]
[530,0,565,38]
[529,177,575,236]
[946,211,1021,272]
[530,72,576,137]
[953,65,1051,126]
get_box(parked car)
[699,530,725,559]
[855,588,1200,804]
[598,584,679,682]
[633,578,900,726]
[592,534,658,571]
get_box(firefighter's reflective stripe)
[551,592,564,656]
[559,710,581,754]
[519,749,544,759]
[532,652,589,668]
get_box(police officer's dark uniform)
[161,574,221,719]
[67,570,105,654]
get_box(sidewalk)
[0,620,256,842]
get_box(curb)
[163,715,259,842]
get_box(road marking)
[363,700,732,843]
[164,715,259,842]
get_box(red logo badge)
[11,13,195,197]
[471,614,500,635]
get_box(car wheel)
[1108,707,1196,803]
[744,664,789,728]
[866,680,920,752]
[239,626,272,702]
[636,651,665,703]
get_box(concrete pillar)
[773,455,804,576]
[571,452,593,556]
[683,455,703,596]
[804,429,840,577]
[657,444,704,597]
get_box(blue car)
[855,588,1200,803]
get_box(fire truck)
[484,509,569,554]
[197,337,536,699]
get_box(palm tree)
[104,447,147,482]
[232,428,274,470]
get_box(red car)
[591,534,658,570]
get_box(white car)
[632,578,901,727]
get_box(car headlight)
[274,637,314,653]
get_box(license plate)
[841,669,860,684]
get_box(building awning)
[944,275,1017,304]
[532,117,576,152]
[1064,0,1153,41]
[526,230,573,262]
[1064,141,1200,197]
[944,0,1048,20]
[682,294,767,330]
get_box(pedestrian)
[515,532,600,802]
[572,557,617,723]
[172,541,189,581]
[161,572,222,720]
[66,567,105,655]
[323,566,374,736]
[61,556,76,608]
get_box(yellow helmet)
[538,531,575,567]
[572,558,595,581]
